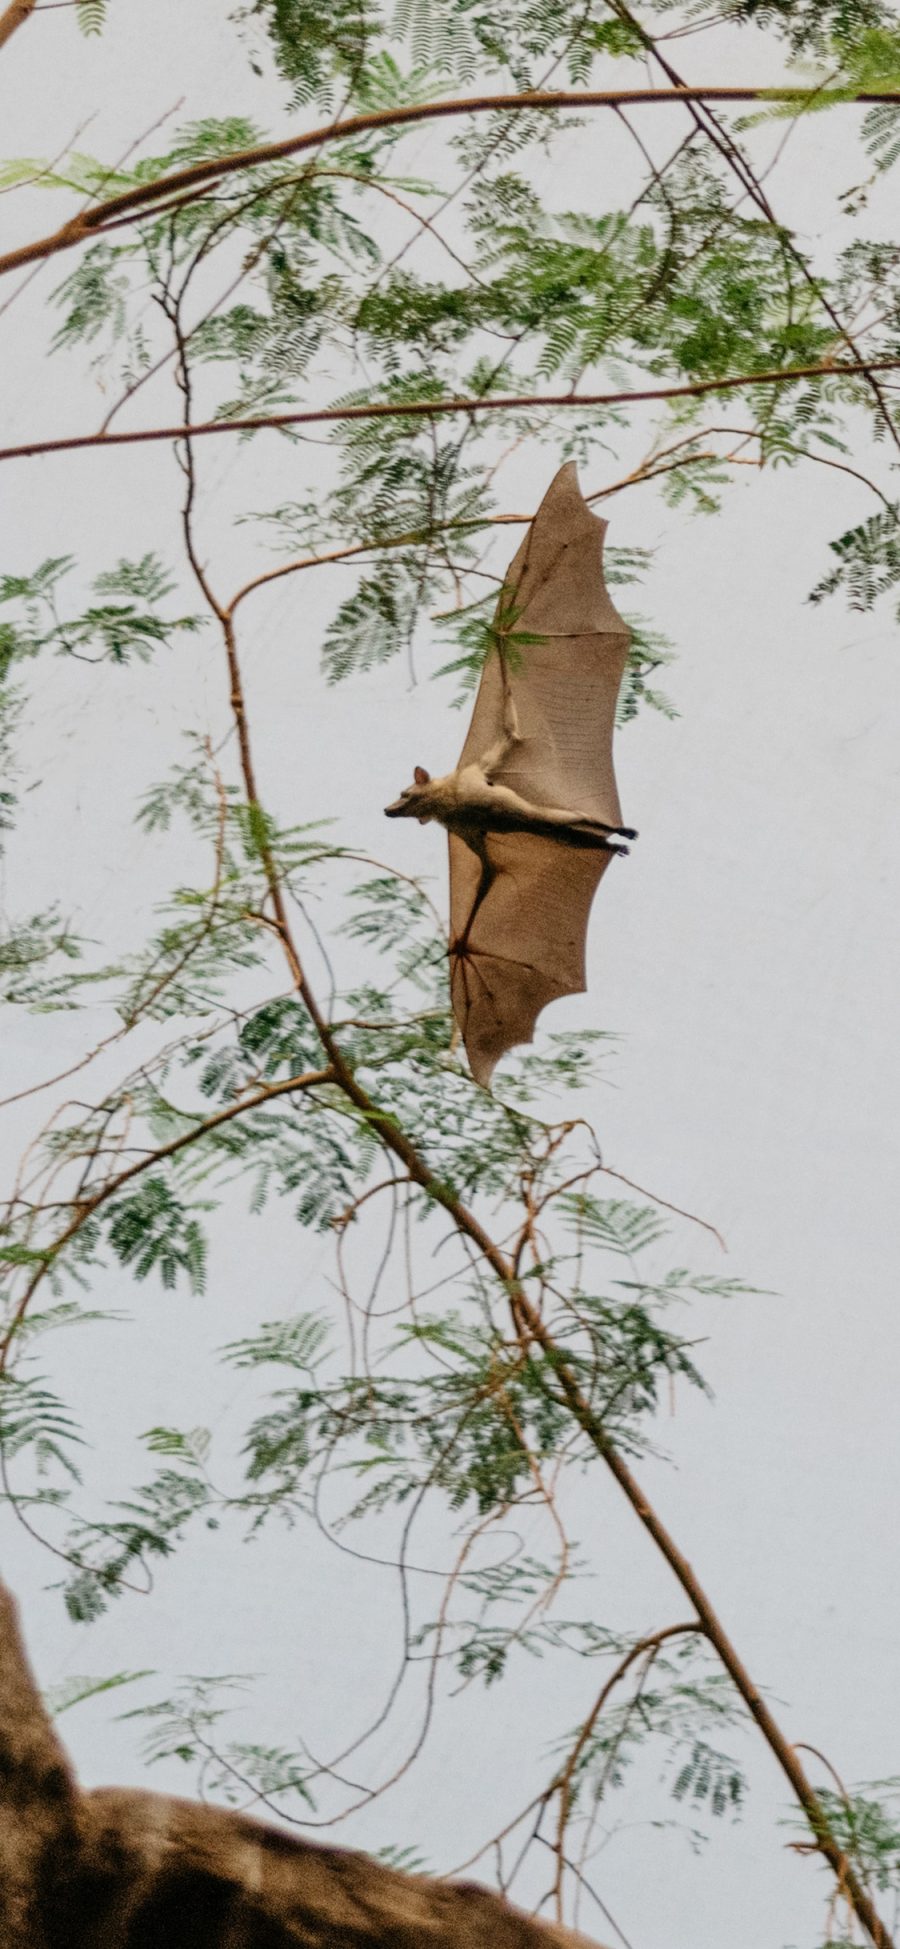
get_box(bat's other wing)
[456,461,631,825]
[449,830,614,1088]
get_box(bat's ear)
[414,766,431,785]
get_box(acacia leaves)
[76,0,108,32]
[0,554,202,673]
[235,0,379,105]
[809,503,900,614]
[225,1189,719,1529]
[33,34,900,714]
[106,1179,209,1293]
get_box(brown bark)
[0,1577,605,1949]
[0,0,37,50]
[0,355,897,467]
[0,1583,82,1947]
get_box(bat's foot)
[571,818,638,844]
[607,841,630,856]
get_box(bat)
[385,461,635,1088]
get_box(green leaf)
[106,1179,210,1293]
[76,0,109,35]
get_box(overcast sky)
[2,8,900,1948]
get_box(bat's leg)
[558,815,637,847]
[568,812,637,841]
[481,779,636,843]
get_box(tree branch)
[0,0,38,49]
[0,1580,80,1947]
[0,1067,333,1376]
[550,1623,702,1891]
[0,84,898,281]
[3,356,899,466]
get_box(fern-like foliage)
[0,1374,84,1480]
[809,506,900,613]
[0,911,82,1007]
[234,0,379,104]
[105,1179,209,1293]
[76,0,108,34]
[664,0,891,56]
[0,555,202,668]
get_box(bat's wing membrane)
[457,462,630,825]
[449,831,614,1088]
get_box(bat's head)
[384,766,435,825]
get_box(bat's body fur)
[386,717,635,853]
[386,701,635,977]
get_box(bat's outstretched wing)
[450,829,614,1087]
[450,463,631,1086]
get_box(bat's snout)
[384,795,411,818]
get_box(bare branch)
[3,357,899,467]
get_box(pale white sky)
[2,8,900,1948]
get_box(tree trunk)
[0,1577,605,1948]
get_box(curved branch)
[1,84,898,281]
[226,517,528,616]
[228,423,889,625]
[551,1623,702,1871]
[3,356,899,466]
[0,1065,333,1375]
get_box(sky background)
[2,7,900,1948]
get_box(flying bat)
[385,461,635,1088]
